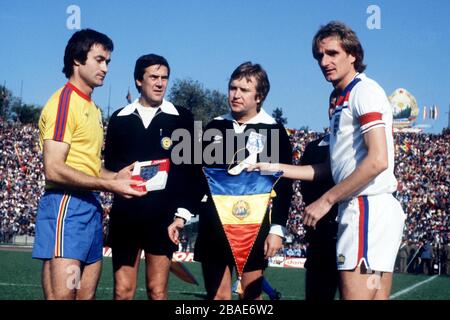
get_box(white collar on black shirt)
[214,108,276,125]
[117,98,179,117]
[214,108,276,133]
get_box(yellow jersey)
[39,82,104,185]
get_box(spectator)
[0,122,448,271]
[418,240,434,275]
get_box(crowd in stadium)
[286,129,323,247]
[394,132,449,246]
[0,121,42,242]
[0,120,448,265]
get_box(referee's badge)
[337,254,346,265]
[161,137,173,150]
[246,132,265,154]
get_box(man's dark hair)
[134,54,170,93]
[229,62,270,111]
[62,29,114,78]
[312,21,366,73]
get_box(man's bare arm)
[43,140,145,198]
[303,127,388,227]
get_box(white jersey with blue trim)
[329,73,398,197]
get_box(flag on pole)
[203,167,281,278]
[433,105,439,120]
[429,106,435,120]
[126,88,132,104]
[423,106,427,120]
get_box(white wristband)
[174,208,192,224]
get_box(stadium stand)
[0,120,448,273]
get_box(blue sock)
[262,277,277,299]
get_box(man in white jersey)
[249,21,405,299]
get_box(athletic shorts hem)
[31,254,102,264]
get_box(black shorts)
[107,209,177,257]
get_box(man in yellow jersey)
[32,29,146,300]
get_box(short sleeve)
[42,87,76,145]
[351,82,387,134]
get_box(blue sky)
[1,0,449,133]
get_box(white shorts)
[336,193,406,272]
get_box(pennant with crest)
[203,167,281,278]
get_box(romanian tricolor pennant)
[203,168,281,277]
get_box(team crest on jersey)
[246,132,266,154]
[161,137,172,150]
[232,200,251,220]
[337,254,346,265]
